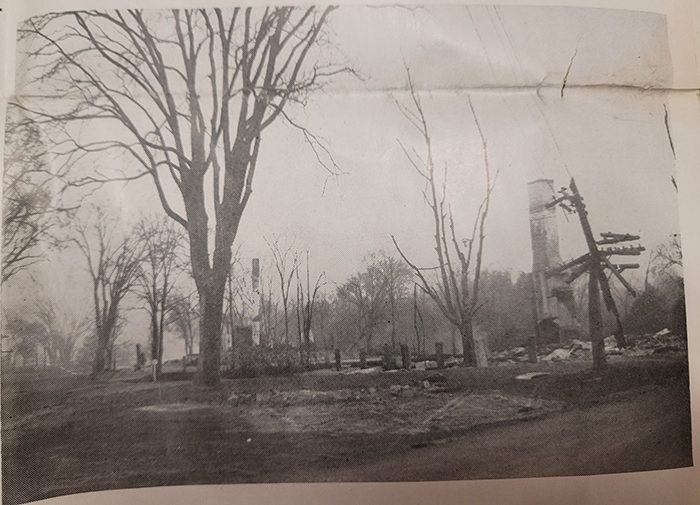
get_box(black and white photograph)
[0,2,695,504]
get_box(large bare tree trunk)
[194,236,231,386]
[460,319,476,367]
[92,335,108,374]
[93,310,117,374]
[199,284,226,386]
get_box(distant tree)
[134,217,184,379]
[669,283,687,336]
[35,298,92,368]
[73,337,96,372]
[223,251,257,355]
[259,273,279,346]
[73,212,143,374]
[622,234,687,337]
[473,270,533,351]
[370,251,412,351]
[326,294,356,353]
[294,251,325,367]
[656,233,683,271]
[166,290,199,356]
[391,71,497,366]
[2,112,73,283]
[412,283,426,354]
[652,234,686,336]
[337,257,390,353]
[623,286,668,335]
[267,236,298,345]
[3,313,41,366]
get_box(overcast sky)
[3,5,680,357]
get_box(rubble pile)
[624,328,688,355]
[491,328,686,364]
[492,347,529,362]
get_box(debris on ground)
[515,372,551,380]
[604,336,618,350]
[389,385,403,396]
[489,329,686,364]
[421,373,449,392]
[444,357,460,368]
[542,348,571,362]
[425,373,447,383]
[652,346,682,354]
[240,391,565,436]
[343,366,382,375]
[493,347,528,362]
[414,360,439,371]
[569,339,592,351]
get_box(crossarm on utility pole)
[596,232,640,245]
[565,259,592,284]
[600,245,645,256]
[601,256,638,297]
[547,253,590,277]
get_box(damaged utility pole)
[568,179,608,369]
[545,178,644,370]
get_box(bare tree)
[370,250,412,350]
[106,313,129,370]
[337,260,390,353]
[295,251,325,367]
[134,217,184,379]
[391,71,497,367]
[412,283,426,355]
[3,312,42,366]
[223,250,257,354]
[310,292,331,353]
[260,272,278,345]
[35,298,92,368]
[267,236,298,345]
[655,233,683,274]
[18,7,346,386]
[2,112,74,283]
[167,289,199,356]
[73,212,143,374]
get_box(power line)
[465,6,560,200]
[491,6,575,181]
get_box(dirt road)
[317,383,693,482]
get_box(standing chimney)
[528,180,580,343]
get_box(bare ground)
[1,355,692,505]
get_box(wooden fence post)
[334,349,342,372]
[435,342,444,369]
[383,344,394,370]
[400,344,411,370]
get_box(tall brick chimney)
[528,180,580,343]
